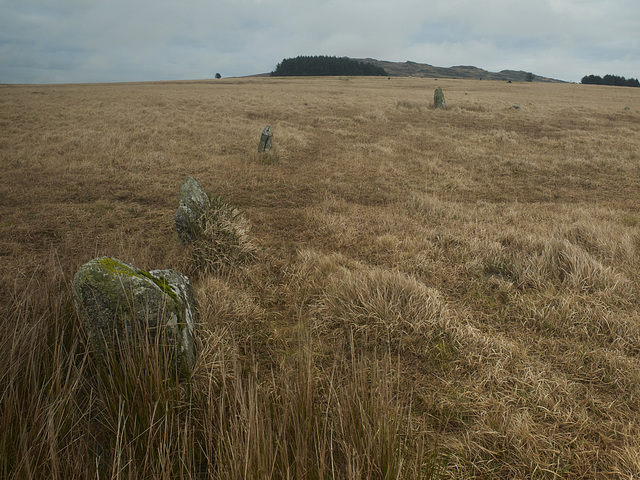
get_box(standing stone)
[72,257,197,376]
[175,176,211,245]
[434,86,446,109]
[148,268,197,371]
[257,125,273,152]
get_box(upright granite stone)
[434,86,446,109]
[258,125,273,152]
[175,176,211,245]
[72,257,197,376]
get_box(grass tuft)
[189,196,257,275]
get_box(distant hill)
[356,58,566,83]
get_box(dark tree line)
[271,56,388,77]
[581,74,640,87]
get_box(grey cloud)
[0,0,637,83]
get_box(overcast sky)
[1,0,638,84]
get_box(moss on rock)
[72,257,196,375]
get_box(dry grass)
[188,195,257,275]
[1,77,640,478]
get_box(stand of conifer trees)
[272,56,388,76]
[581,74,640,87]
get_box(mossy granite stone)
[175,176,211,245]
[72,257,196,375]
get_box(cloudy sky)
[1,0,638,84]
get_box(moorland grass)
[1,77,640,478]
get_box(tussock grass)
[3,77,640,478]
[188,196,257,276]
[479,233,631,295]
[292,249,453,355]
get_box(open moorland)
[1,76,640,478]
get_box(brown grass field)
[1,76,640,478]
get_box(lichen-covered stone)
[175,176,211,245]
[434,86,446,109]
[72,257,197,375]
[149,268,196,371]
[257,125,273,152]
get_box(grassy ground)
[1,76,640,478]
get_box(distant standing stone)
[175,176,211,245]
[258,125,273,152]
[434,87,446,109]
